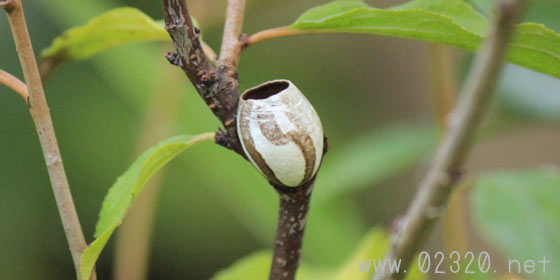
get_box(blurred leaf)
[467,0,560,32]
[332,228,425,280]
[315,123,436,202]
[80,133,214,280]
[41,8,168,63]
[213,251,329,280]
[212,251,271,280]
[331,228,389,280]
[288,0,560,78]
[392,0,488,35]
[470,167,560,279]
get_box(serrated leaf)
[315,123,436,202]
[289,0,560,78]
[391,0,489,35]
[42,7,169,62]
[80,133,214,280]
[470,167,560,279]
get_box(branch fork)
[2,0,93,278]
[161,2,332,279]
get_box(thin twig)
[0,69,29,103]
[1,0,93,279]
[372,1,525,279]
[219,0,246,68]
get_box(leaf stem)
[0,69,29,103]
[1,0,93,279]
[372,1,525,279]
[246,26,315,46]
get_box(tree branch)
[269,179,314,280]
[1,0,93,279]
[372,1,525,279]
[161,2,328,279]
[161,0,245,156]
[219,0,246,69]
[0,69,29,104]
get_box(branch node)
[165,51,182,67]
[215,128,233,150]
[0,0,16,13]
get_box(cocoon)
[237,80,324,187]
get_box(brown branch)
[161,0,244,156]
[161,2,328,279]
[269,179,314,280]
[0,69,29,103]
[1,0,93,279]
[219,0,246,69]
[372,1,525,279]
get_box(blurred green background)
[1,0,559,279]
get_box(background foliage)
[1,0,559,279]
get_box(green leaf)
[470,167,560,279]
[80,224,118,280]
[332,228,426,280]
[392,0,489,35]
[289,0,560,78]
[213,251,329,280]
[213,251,272,280]
[315,123,436,202]
[80,133,214,280]
[331,228,389,280]
[41,7,169,62]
